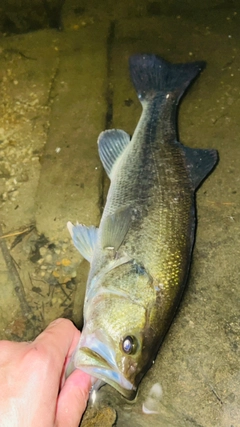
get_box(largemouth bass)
[67,54,218,400]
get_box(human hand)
[0,318,91,427]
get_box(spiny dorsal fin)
[67,221,98,263]
[182,146,218,189]
[100,206,132,251]
[98,129,131,179]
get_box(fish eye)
[122,335,137,355]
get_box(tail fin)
[129,54,206,102]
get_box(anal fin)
[98,129,131,179]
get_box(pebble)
[39,247,47,256]
[45,254,52,263]
[142,383,163,415]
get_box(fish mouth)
[70,331,137,400]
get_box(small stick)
[0,225,34,239]
[0,223,31,317]
[209,383,223,405]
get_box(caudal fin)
[129,54,206,102]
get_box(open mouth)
[69,332,137,400]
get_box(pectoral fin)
[67,221,98,263]
[101,206,132,251]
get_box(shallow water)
[0,1,239,426]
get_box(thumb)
[56,369,91,427]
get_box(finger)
[0,341,27,362]
[56,369,91,427]
[33,318,80,367]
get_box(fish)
[67,54,218,400]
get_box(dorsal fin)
[182,146,218,189]
[98,129,131,179]
[67,221,98,263]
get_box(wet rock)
[81,406,117,427]
[35,24,108,243]
[0,0,64,34]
